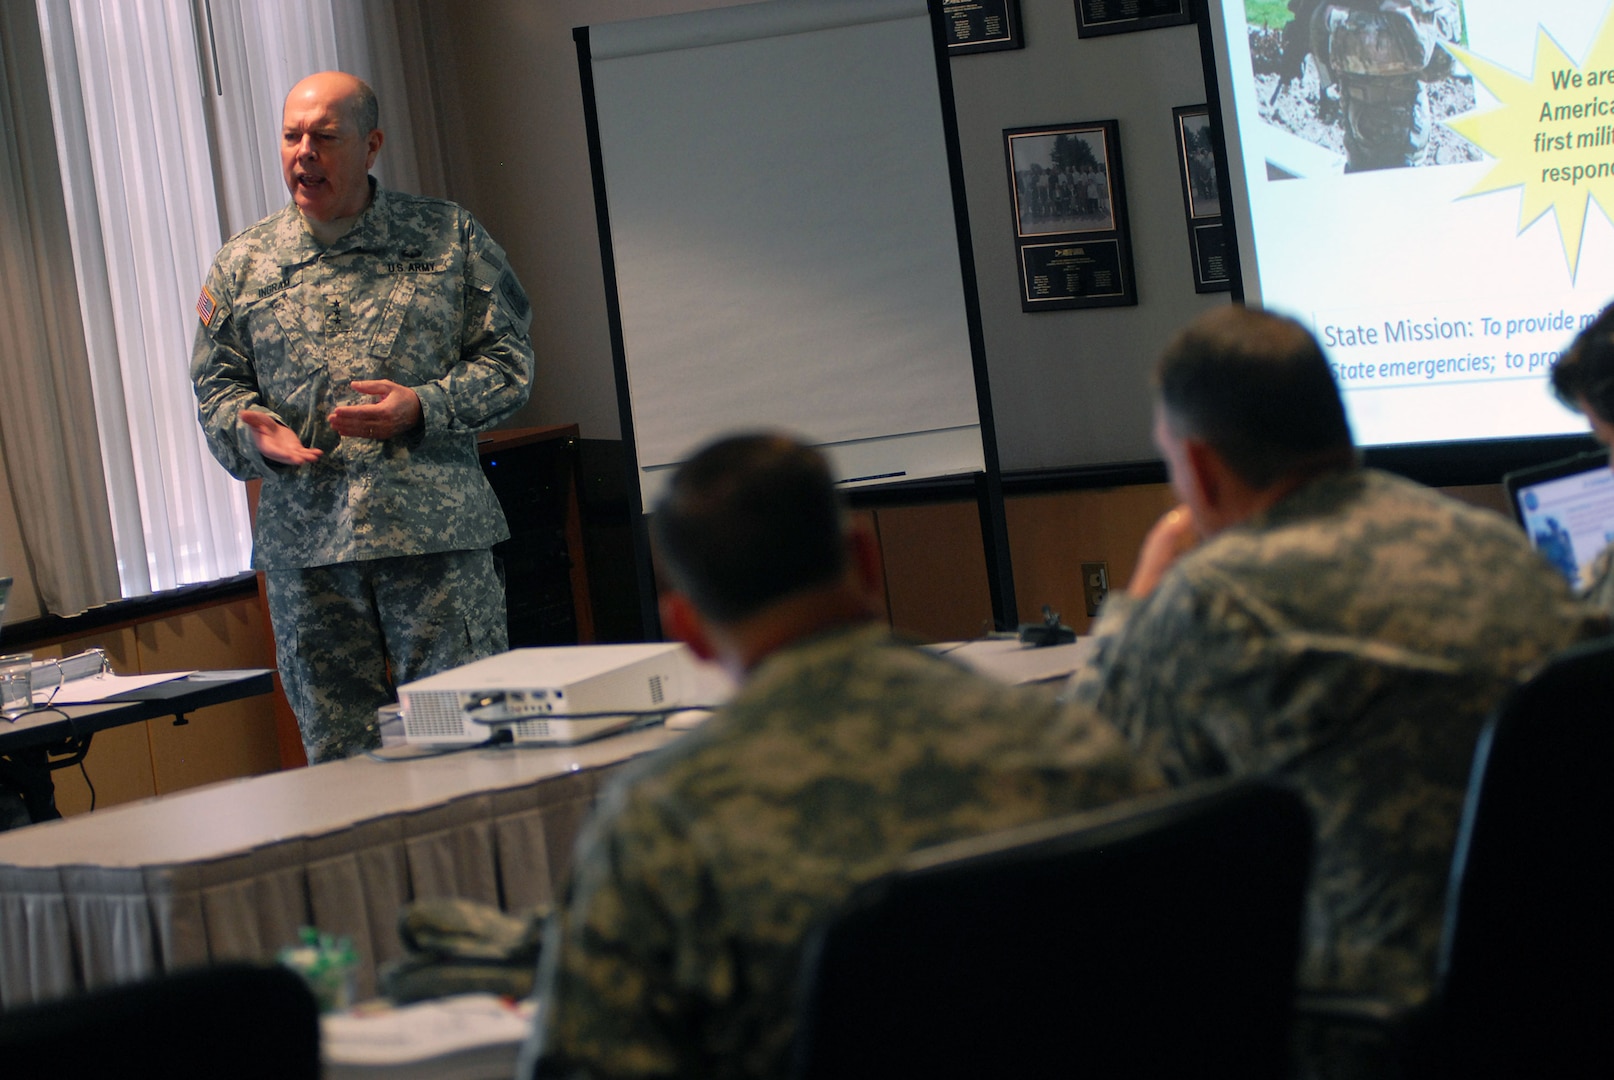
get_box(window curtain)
[0,1,122,617]
[36,0,254,601]
[200,0,430,235]
[17,0,440,612]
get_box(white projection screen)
[579,0,988,505]
[1201,0,1614,454]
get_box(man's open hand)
[328,380,423,441]
[242,410,322,465]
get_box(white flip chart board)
[579,0,991,505]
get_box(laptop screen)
[1503,453,1614,591]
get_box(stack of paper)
[927,637,1096,685]
[322,994,536,1080]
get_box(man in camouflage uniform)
[1551,304,1614,616]
[521,433,1156,1080]
[192,72,534,762]
[1065,307,1605,1023]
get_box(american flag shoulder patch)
[196,285,217,327]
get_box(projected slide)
[1205,0,1614,447]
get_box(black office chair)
[1297,635,1614,1079]
[0,961,321,1079]
[790,780,1313,1080]
[1429,634,1614,1079]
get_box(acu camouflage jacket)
[192,184,535,570]
[1066,467,1607,1005]
[525,624,1156,1079]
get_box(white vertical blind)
[0,0,123,616]
[204,0,420,235]
[37,0,252,596]
[31,0,418,601]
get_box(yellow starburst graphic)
[1446,11,1614,278]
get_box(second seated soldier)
[1065,306,1606,1033]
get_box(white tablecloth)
[0,728,678,1007]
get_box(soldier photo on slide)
[1248,0,1483,173]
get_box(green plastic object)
[279,926,359,1013]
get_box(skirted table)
[0,727,678,1007]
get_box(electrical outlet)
[1081,562,1109,618]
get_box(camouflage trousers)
[265,550,508,763]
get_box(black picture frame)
[1174,106,1220,220]
[1007,125,1116,238]
[1074,0,1191,39]
[943,0,1024,54]
[1172,104,1232,293]
[1003,119,1136,310]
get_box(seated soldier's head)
[1153,306,1356,536]
[651,433,883,675]
[1551,305,1614,450]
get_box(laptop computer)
[1503,452,1614,591]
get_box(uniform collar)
[281,177,389,259]
[1239,464,1367,534]
[745,621,896,686]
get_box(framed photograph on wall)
[943,0,1023,54]
[1174,106,1220,219]
[1172,105,1232,292]
[1007,125,1116,237]
[1003,120,1136,310]
[1074,0,1191,39]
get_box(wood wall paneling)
[40,595,283,818]
[36,627,154,815]
[870,484,1177,642]
[1007,484,1177,635]
[871,503,992,642]
[136,595,282,796]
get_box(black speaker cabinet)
[479,426,595,647]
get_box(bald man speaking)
[192,72,534,763]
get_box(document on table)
[323,993,536,1079]
[33,670,195,705]
[927,637,1095,685]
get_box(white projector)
[396,643,690,747]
